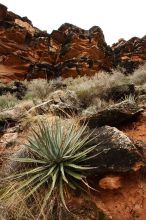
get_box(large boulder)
[33,90,81,116]
[81,100,143,128]
[0,101,34,132]
[86,126,144,174]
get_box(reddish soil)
[122,109,146,144]
[93,109,146,220]
[93,172,146,220]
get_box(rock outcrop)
[112,37,146,73]
[81,100,143,128]
[1,3,146,82]
[85,126,144,174]
[0,4,113,82]
[0,81,27,99]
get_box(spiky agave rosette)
[1,119,99,212]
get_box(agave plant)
[2,120,98,210]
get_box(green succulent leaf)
[10,157,47,164]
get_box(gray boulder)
[37,90,81,116]
[81,100,143,128]
[85,126,144,174]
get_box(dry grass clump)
[0,186,56,220]
[81,98,115,117]
[24,79,54,100]
[0,93,19,111]
[24,78,67,101]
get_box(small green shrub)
[2,120,98,211]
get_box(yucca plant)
[2,120,98,212]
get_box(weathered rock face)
[86,126,144,174]
[81,100,143,128]
[0,4,114,82]
[0,4,50,82]
[49,24,113,78]
[112,37,146,73]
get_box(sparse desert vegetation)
[1,65,146,117]
[1,3,146,219]
[0,65,146,220]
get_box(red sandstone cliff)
[0,3,146,82]
[112,36,146,73]
[0,4,113,82]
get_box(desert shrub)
[64,71,126,107]
[128,63,146,85]
[0,93,19,111]
[1,120,98,216]
[21,70,130,112]
[24,79,54,100]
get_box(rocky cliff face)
[112,37,146,73]
[0,3,146,82]
[0,4,113,82]
[0,4,51,82]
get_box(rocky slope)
[0,83,146,219]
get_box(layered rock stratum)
[1,3,146,82]
[112,37,146,73]
[0,3,114,82]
